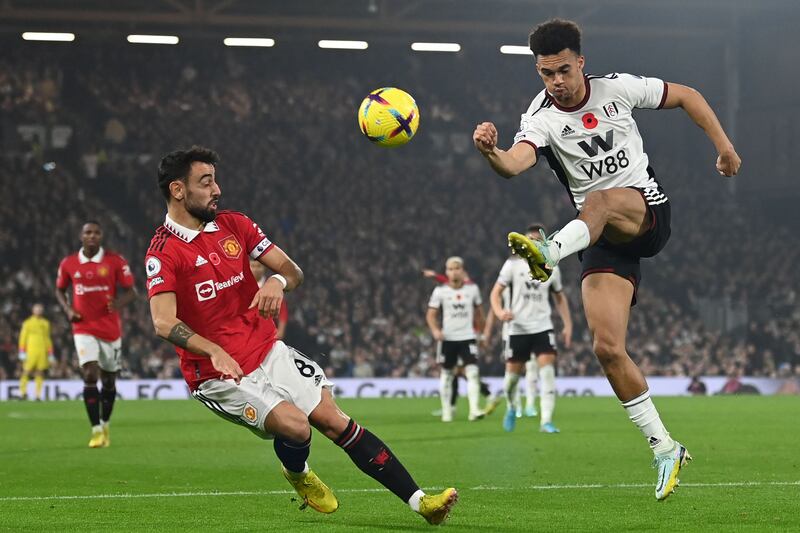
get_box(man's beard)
[186,199,217,223]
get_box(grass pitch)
[1,395,798,532]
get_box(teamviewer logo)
[195,280,217,302]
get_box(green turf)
[1,396,798,532]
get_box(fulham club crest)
[603,102,619,118]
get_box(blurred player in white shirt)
[426,257,485,422]
[490,224,572,433]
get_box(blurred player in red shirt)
[55,221,137,447]
[146,146,456,524]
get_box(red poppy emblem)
[582,113,599,130]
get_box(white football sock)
[551,219,590,263]
[539,364,556,425]
[621,391,676,455]
[440,369,454,419]
[503,371,521,410]
[525,359,539,409]
[464,364,481,415]
[408,489,425,512]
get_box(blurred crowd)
[1,44,798,382]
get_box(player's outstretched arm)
[473,122,538,178]
[661,83,741,177]
[150,292,243,383]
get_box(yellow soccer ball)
[357,87,420,147]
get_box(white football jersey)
[514,73,668,210]
[496,257,563,336]
[428,283,482,341]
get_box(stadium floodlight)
[500,45,533,55]
[21,32,75,42]
[223,37,275,47]
[411,42,461,53]
[318,40,368,50]
[127,34,179,45]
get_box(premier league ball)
[357,87,420,147]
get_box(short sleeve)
[116,256,135,289]
[513,112,549,150]
[145,252,176,298]
[496,259,514,287]
[550,266,563,293]
[233,213,274,260]
[617,73,668,110]
[428,287,442,309]
[56,259,70,289]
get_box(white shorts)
[192,341,332,439]
[74,334,122,372]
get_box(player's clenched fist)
[473,122,498,154]
[716,147,741,177]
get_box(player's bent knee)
[593,337,625,366]
[265,403,310,442]
[309,392,350,440]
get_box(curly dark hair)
[157,145,219,200]
[529,19,582,57]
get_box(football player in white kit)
[473,19,740,500]
[490,224,572,433]
[426,257,485,422]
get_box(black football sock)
[274,434,311,474]
[335,419,419,502]
[83,385,101,426]
[100,388,116,423]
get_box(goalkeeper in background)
[18,303,55,400]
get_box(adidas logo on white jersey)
[560,125,576,137]
[195,255,208,266]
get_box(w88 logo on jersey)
[576,129,630,180]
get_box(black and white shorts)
[580,183,671,306]
[436,340,478,370]
[503,331,557,362]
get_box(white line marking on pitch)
[1,481,798,502]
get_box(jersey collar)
[164,214,220,243]
[78,247,105,264]
[547,76,591,112]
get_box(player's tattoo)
[167,322,195,348]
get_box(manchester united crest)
[243,403,258,425]
[98,265,109,277]
[218,235,242,260]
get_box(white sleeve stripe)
[248,237,273,259]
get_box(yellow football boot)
[508,231,553,282]
[102,423,110,447]
[282,467,339,513]
[418,488,458,525]
[654,443,692,500]
[88,428,106,448]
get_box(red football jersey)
[56,248,135,341]
[145,211,277,390]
